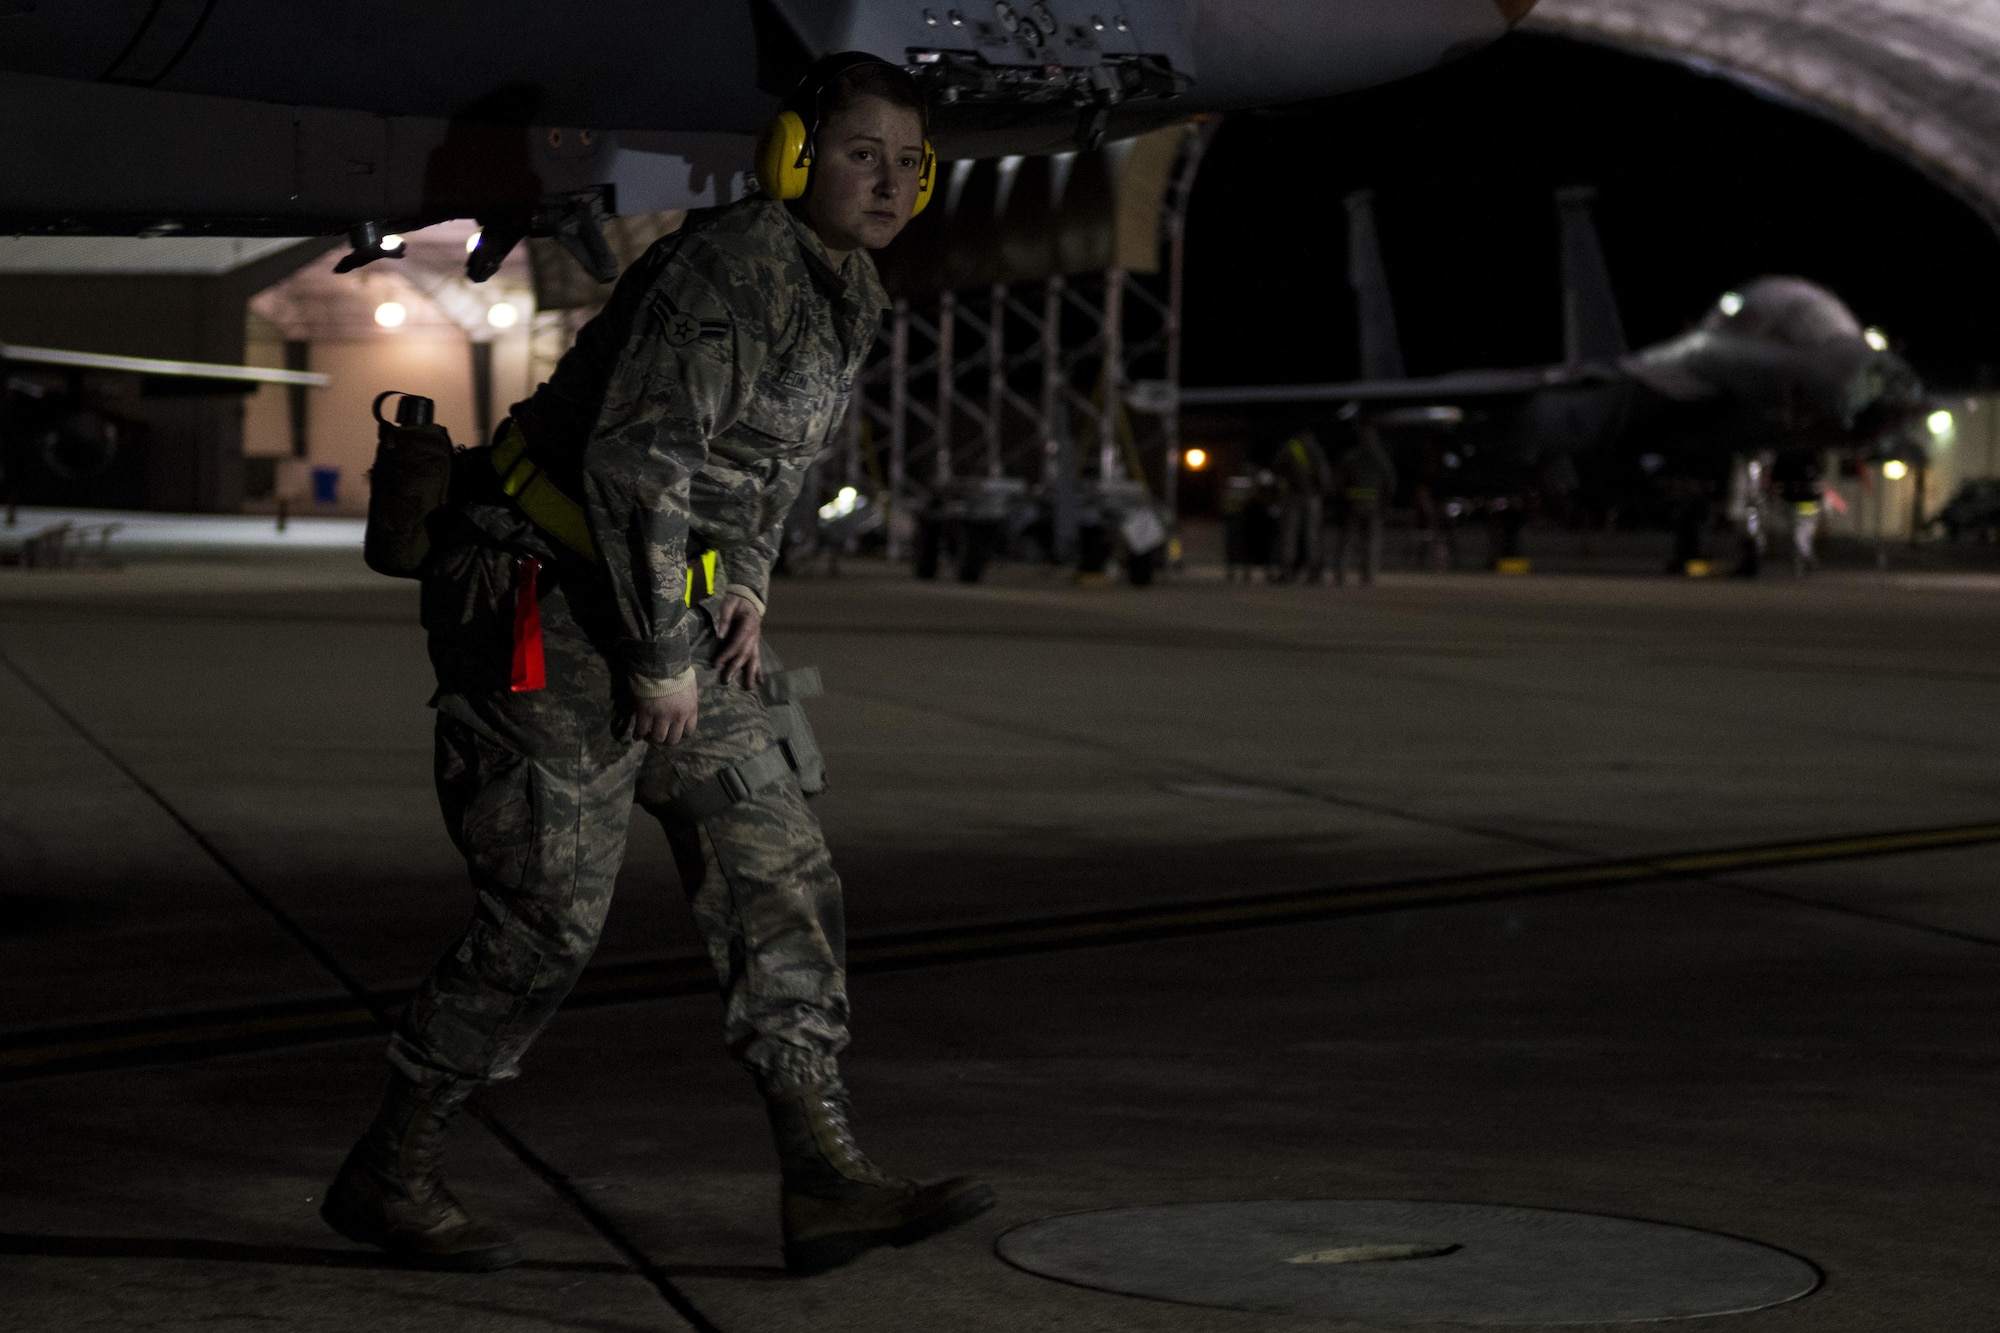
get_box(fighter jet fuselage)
[1184,191,1928,511]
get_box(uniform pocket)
[452,906,547,995]
[434,712,536,884]
[756,460,812,530]
[738,380,824,444]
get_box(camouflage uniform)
[394,195,885,1095]
[633,630,844,1093]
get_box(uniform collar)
[778,201,891,317]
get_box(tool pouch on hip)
[649,654,827,825]
[758,643,827,797]
[764,668,828,792]
[363,391,456,578]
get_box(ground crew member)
[1271,430,1332,583]
[1727,452,1770,578]
[1220,467,1259,582]
[322,53,993,1277]
[1329,422,1397,585]
[1774,452,1825,576]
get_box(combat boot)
[767,1081,996,1276]
[320,1070,520,1271]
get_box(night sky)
[1181,33,2000,394]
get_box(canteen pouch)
[364,391,456,578]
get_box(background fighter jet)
[0,1,1534,280]
[1181,187,1931,524]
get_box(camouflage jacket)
[511,195,888,684]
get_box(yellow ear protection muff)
[913,141,937,217]
[754,109,814,204]
[755,52,937,217]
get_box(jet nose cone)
[1494,0,1540,24]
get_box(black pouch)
[364,391,456,578]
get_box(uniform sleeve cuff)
[616,634,689,682]
[724,583,766,615]
[628,666,698,699]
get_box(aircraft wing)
[1179,367,1564,407]
[2,343,329,387]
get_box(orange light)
[1183,447,1209,471]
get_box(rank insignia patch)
[659,293,731,348]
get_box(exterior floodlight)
[1719,291,1744,317]
[373,301,407,328]
[465,230,483,254]
[1883,458,1909,481]
[1928,409,1955,437]
[486,302,520,329]
[380,233,406,252]
[1183,447,1209,470]
[1864,327,1889,352]
[817,486,861,521]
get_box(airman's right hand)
[632,690,698,746]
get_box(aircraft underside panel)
[0,0,1528,235]
[0,0,1515,128]
[0,72,761,237]
[1181,0,1513,111]
[0,1,770,131]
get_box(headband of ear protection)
[754,52,936,218]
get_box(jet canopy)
[1702,276,1864,348]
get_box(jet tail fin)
[1344,189,1406,381]
[1555,186,1628,366]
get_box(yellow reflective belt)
[493,422,720,606]
[493,422,599,562]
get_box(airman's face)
[799,95,927,257]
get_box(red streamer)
[510,556,546,692]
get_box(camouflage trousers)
[392,555,846,1095]
[632,635,846,1093]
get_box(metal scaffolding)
[848,120,1216,561]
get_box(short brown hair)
[816,59,927,135]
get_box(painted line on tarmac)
[0,649,721,1328]
[5,819,1998,1084]
[834,820,2000,972]
[0,650,391,1023]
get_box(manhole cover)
[995,1200,1819,1325]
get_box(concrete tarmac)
[2,556,1997,1331]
